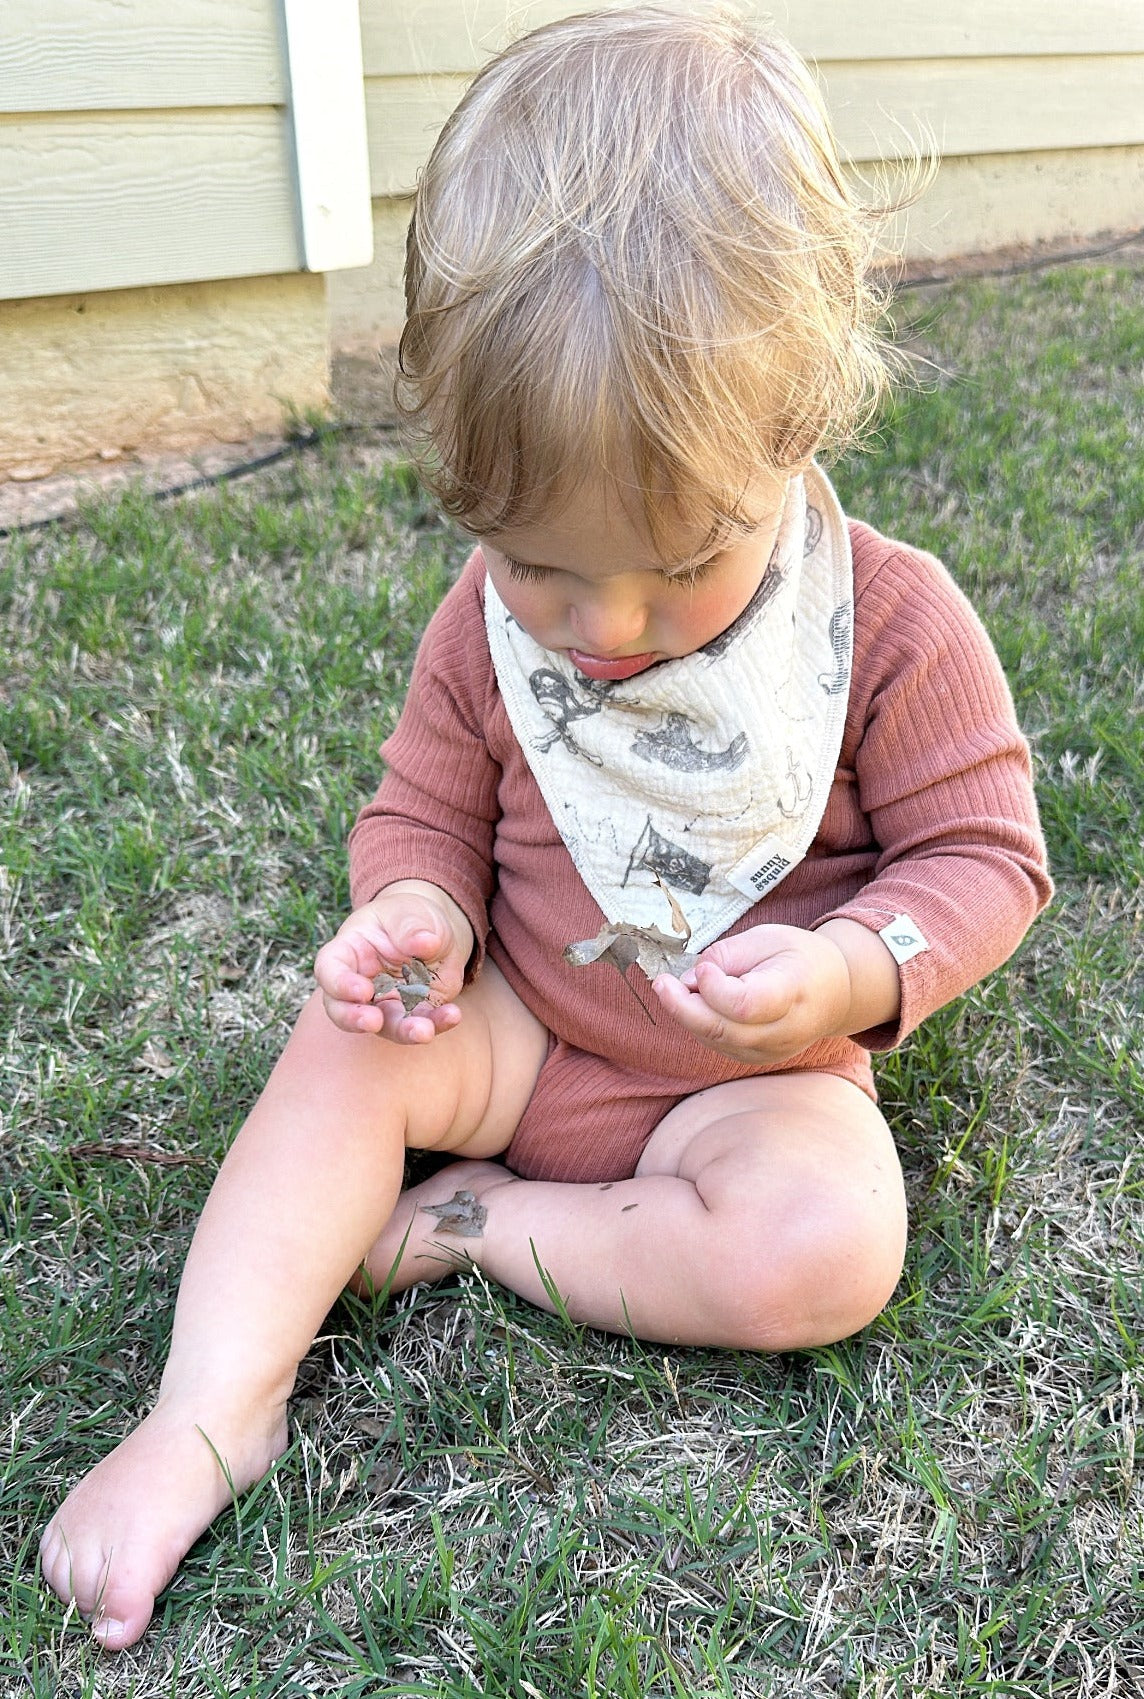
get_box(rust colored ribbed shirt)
[349,521,1052,1178]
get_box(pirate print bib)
[483,463,853,953]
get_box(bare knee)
[705,1177,907,1353]
[649,1077,908,1354]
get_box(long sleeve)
[812,524,1053,1048]
[348,566,501,962]
[345,528,1051,1092]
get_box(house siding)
[3,1,1141,480]
[0,0,303,301]
[329,0,1144,344]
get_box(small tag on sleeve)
[878,914,930,965]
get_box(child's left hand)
[652,924,856,1066]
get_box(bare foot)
[40,1394,288,1650]
[356,1158,519,1296]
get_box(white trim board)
[281,0,373,272]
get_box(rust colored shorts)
[502,1035,877,1184]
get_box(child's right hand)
[313,880,473,1042]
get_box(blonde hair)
[399,4,895,554]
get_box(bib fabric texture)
[483,463,853,952]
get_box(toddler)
[41,5,1051,1650]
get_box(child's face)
[481,472,789,680]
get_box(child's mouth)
[567,648,659,680]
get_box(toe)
[89,1547,169,1650]
[40,1520,160,1649]
[39,1519,104,1618]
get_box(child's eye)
[503,556,550,584]
[662,555,719,587]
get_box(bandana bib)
[484,463,853,952]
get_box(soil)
[0,347,402,536]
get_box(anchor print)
[778,746,813,818]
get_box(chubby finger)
[645,978,754,1053]
[314,942,377,1007]
[693,958,795,1025]
[697,924,804,977]
[384,918,452,966]
[652,964,790,1050]
[373,996,463,1045]
[315,915,453,996]
[320,991,389,1034]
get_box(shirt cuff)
[813,902,938,1050]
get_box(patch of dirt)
[0,348,402,537]
[331,345,400,427]
[888,226,1144,290]
[0,432,296,535]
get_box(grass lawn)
[2,263,1142,1698]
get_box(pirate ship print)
[623,818,712,897]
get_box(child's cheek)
[491,574,550,638]
[682,581,752,649]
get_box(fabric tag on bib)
[726,836,798,902]
[878,914,930,965]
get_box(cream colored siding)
[1,0,285,109]
[0,0,373,479]
[819,58,1144,163]
[1,112,301,300]
[363,78,465,199]
[5,1,1142,481]
[360,55,1144,194]
[363,0,1144,68]
[755,3,1144,59]
[0,0,302,301]
[330,0,1144,345]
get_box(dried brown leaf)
[373,956,436,1013]
[563,921,697,981]
[564,882,696,981]
[419,1188,487,1238]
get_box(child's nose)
[569,592,647,654]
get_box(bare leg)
[39,972,547,1649]
[365,1074,906,1350]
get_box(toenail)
[93,1619,125,1644]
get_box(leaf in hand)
[564,922,697,980]
[564,879,697,981]
[373,956,436,1014]
[654,873,692,944]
